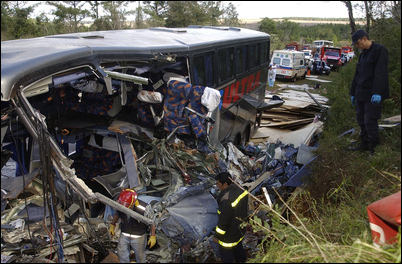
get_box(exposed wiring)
[50,193,65,263]
[43,217,55,263]
[78,199,108,255]
[36,114,65,263]
[8,112,37,263]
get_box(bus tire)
[242,125,251,146]
[293,75,297,82]
[234,133,242,146]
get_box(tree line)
[278,17,364,21]
[1,1,241,40]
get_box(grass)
[249,60,401,262]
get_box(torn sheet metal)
[161,189,218,246]
[284,156,317,187]
[2,169,39,199]
[117,133,140,188]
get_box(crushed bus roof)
[1,26,270,101]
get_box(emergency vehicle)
[271,50,307,82]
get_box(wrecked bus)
[1,26,271,261]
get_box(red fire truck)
[320,46,342,70]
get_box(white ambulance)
[271,50,307,82]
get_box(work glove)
[371,94,381,104]
[148,235,157,248]
[351,96,356,106]
[109,224,115,236]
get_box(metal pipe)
[304,88,324,109]
[95,193,154,226]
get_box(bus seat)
[66,80,123,117]
[72,145,121,181]
[137,90,164,126]
[186,85,208,138]
[163,80,193,135]
[163,80,210,139]
[138,103,163,126]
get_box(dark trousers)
[355,100,382,143]
[219,243,246,263]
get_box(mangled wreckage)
[1,27,325,262]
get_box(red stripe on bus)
[246,74,255,94]
[252,71,260,90]
[221,70,262,108]
[222,83,235,108]
[233,81,241,103]
[240,77,248,98]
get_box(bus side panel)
[218,67,267,143]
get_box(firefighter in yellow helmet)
[109,189,156,263]
[213,172,249,263]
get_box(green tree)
[88,0,104,31]
[1,1,38,39]
[275,19,300,43]
[220,2,240,27]
[1,1,14,40]
[165,1,223,28]
[134,2,145,29]
[47,1,90,33]
[258,17,278,35]
[142,1,167,27]
[100,1,133,30]
[142,1,169,27]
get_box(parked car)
[346,51,355,61]
[303,49,313,61]
[310,60,331,75]
[341,53,347,66]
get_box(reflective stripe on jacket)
[214,184,249,247]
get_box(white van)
[303,49,313,61]
[271,50,307,82]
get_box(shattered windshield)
[325,51,339,57]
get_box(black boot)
[369,140,379,155]
[348,137,369,151]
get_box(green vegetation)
[248,13,401,261]
[276,17,365,21]
[1,2,400,262]
[1,1,241,40]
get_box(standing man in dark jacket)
[213,172,249,263]
[349,29,389,154]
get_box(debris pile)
[2,86,328,263]
[252,85,327,148]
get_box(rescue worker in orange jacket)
[213,172,249,263]
[109,188,156,263]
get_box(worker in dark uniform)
[213,172,249,263]
[109,189,156,263]
[349,30,389,154]
[312,60,317,74]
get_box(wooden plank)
[242,171,273,192]
[252,127,291,139]
[261,118,315,128]
[382,115,401,123]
